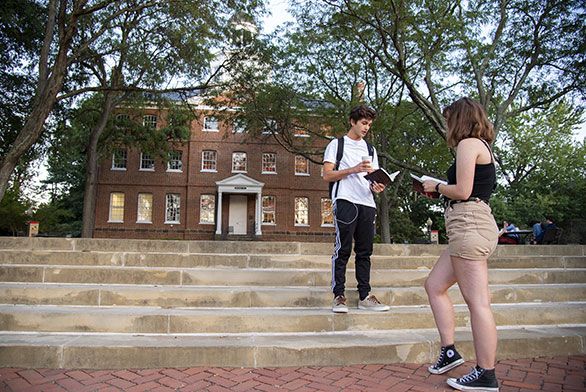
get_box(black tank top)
[446,139,496,201]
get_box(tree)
[231,0,584,242]
[0,0,266,205]
[0,185,31,236]
[490,101,586,242]
[0,0,49,185]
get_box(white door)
[229,195,247,235]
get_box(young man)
[323,105,389,313]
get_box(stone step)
[1,325,584,369]
[1,264,585,286]
[1,250,584,270]
[1,302,584,334]
[1,237,583,257]
[1,282,584,307]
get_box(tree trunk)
[0,79,64,201]
[0,0,79,202]
[379,191,391,243]
[81,93,117,238]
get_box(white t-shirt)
[323,135,379,208]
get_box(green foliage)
[0,185,31,236]
[490,101,586,242]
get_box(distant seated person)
[498,220,520,244]
[532,217,557,244]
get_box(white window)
[232,152,247,172]
[165,194,181,223]
[116,114,130,125]
[140,153,155,171]
[108,192,125,222]
[201,150,217,172]
[111,149,127,170]
[167,150,183,172]
[295,197,309,226]
[143,115,158,129]
[321,198,334,226]
[137,193,153,223]
[262,196,276,224]
[295,155,310,176]
[262,153,277,174]
[203,116,219,132]
[199,194,215,224]
[294,127,309,137]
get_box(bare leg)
[451,256,497,369]
[424,249,458,346]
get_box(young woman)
[422,97,500,391]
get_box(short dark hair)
[349,105,376,123]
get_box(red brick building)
[93,99,335,242]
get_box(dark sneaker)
[358,294,390,311]
[428,345,465,374]
[447,366,499,391]
[332,295,348,313]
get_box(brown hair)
[443,97,495,148]
[349,105,376,123]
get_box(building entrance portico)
[215,174,264,237]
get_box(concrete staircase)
[0,237,584,369]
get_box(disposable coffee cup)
[362,156,372,171]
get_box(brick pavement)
[0,356,584,392]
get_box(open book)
[410,173,447,199]
[364,168,400,186]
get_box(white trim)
[107,220,123,223]
[295,173,310,176]
[139,168,155,172]
[136,220,152,224]
[164,221,180,224]
[261,171,277,175]
[201,169,217,173]
[110,168,127,171]
[166,169,183,173]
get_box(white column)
[255,192,262,235]
[215,191,223,235]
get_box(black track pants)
[331,199,376,300]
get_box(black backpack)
[328,136,374,199]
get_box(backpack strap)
[330,137,344,198]
[334,136,344,170]
[366,141,374,159]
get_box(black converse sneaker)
[447,366,499,391]
[428,345,465,374]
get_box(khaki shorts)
[445,200,498,260]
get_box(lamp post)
[426,217,433,243]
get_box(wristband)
[435,183,441,193]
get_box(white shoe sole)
[428,358,465,374]
[446,378,499,392]
[332,307,348,313]
[358,304,390,311]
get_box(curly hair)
[443,97,495,148]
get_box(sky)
[262,0,293,34]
